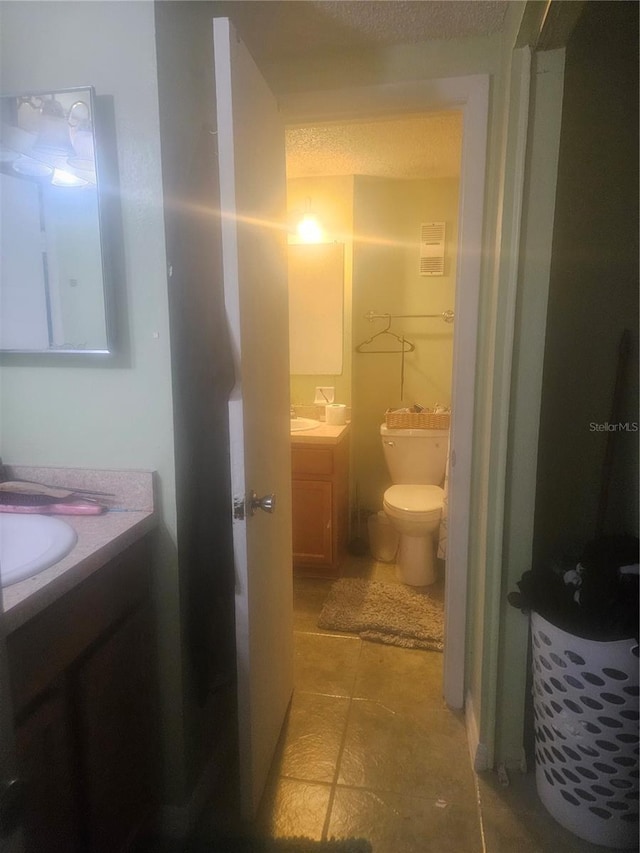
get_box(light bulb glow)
[51,168,88,188]
[296,214,323,243]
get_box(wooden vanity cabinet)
[7,535,158,853]
[291,434,349,577]
[14,686,80,852]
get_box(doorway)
[286,111,461,512]
[281,73,489,709]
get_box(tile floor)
[191,554,632,852]
[253,556,479,852]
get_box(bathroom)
[0,86,464,844]
[0,18,469,839]
[285,111,461,573]
[5,1,637,849]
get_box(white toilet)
[380,424,448,586]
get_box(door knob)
[248,491,276,516]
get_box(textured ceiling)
[286,112,463,180]
[216,1,508,61]
[215,1,497,180]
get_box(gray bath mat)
[317,578,444,652]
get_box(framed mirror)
[288,242,344,375]
[0,86,114,354]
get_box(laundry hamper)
[531,611,639,848]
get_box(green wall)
[0,0,176,530]
[0,0,187,806]
[352,175,459,512]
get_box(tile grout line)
[294,573,488,851]
[473,772,489,853]
[320,637,365,842]
[295,687,357,701]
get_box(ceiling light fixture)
[51,167,89,188]
[31,97,75,157]
[291,197,323,243]
[5,93,96,186]
[296,213,323,243]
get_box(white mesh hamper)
[531,612,639,848]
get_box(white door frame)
[280,74,489,708]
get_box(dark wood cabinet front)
[15,688,81,853]
[7,536,158,853]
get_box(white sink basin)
[0,514,77,587]
[290,417,321,432]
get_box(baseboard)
[465,690,490,772]
[501,746,528,774]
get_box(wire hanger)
[355,315,416,353]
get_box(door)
[0,592,24,852]
[213,18,294,819]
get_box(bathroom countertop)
[290,422,350,446]
[2,466,157,634]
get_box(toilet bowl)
[380,424,448,587]
[383,484,443,586]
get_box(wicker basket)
[385,409,450,430]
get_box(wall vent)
[419,221,446,276]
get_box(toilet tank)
[380,424,449,485]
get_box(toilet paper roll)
[325,403,347,425]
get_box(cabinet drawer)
[291,447,333,477]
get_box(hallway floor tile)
[253,558,483,852]
[183,555,633,853]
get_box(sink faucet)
[290,406,297,419]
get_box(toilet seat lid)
[384,484,444,513]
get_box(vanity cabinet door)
[292,480,333,567]
[15,688,81,853]
[74,605,157,853]
[7,536,157,853]
[291,435,350,577]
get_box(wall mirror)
[0,86,113,354]
[288,242,344,375]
